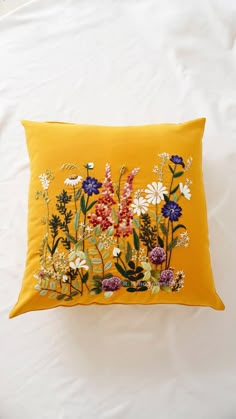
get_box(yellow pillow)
[10,118,224,318]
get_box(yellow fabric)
[10,118,224,318]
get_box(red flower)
[115,168,140,238]
[88,164,116,231]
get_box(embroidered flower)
[179,182,191,200]
[113,247,121,257]
[177,231,189,247]
[131,197,149,216]
[115,167,140,238]
[184,157,193,172]
[170,155,185,168]
[161,201,182,221]
[69,257,89,271]
[149,246,166,264]
[82,176,102,196]
[85,162,94,169]
[172,270,185,291]
[158,152,170,159]
[159,269,175,287]
[39,173,50,190]
[88,164,116,231]
[145,182,168,205]
[102,276,121,291]
[64,175,83,186]
[62,275,69,283]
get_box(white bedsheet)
[0,1,235,418]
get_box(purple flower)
[159,269,175,287]
[170,155,185,168]
[82,176,102,196]
[161,201,182,222]
[149,246,166,265]
[102,276,121,292]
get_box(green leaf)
[128,260,135,269]
[168,164,174,174]
[93,266,103,273]
[89,248,98,255]
[157,215,162,224]
[141,262,152,271]
[86,200,98,212]
[170,184,179,194]
[82,272,89,283]
[49,281,56,290]
[115,262,127,278]
[102,251,110,259]
[125,242,132,264]
[92,258,102,265]
[64,296,73,301]
[151,270,160,279]
[132,228,140,251]
[158,236,164,248]
[112,208,118,224]
[80,195,86,215]
[89,237,97,245]
[151,285,160,294]
[173,193,178,202]
[104,261,112,271]
[47,243,53,255]
[93,275,102,280]
[94,225,102,237]
[39,290,48,296]
[98,241,104,251]
[106,226,114,236]
[51,237,62,254]
[89,288,102,295]
[137,286,148,291]
[174,171,184,178]
[150,210,157,221]
[49,292,58,299]
[126,287,137,293]
[104,291,113,298]
[75,188,82,201]
[143,271,151,281]
[136,272,144,280]
[173,224,186,233]
[66,232,77,244]
[168,237,178,250]
[71,291,79,297]
[161,286,172,292]
[133,218,140,229]
[160,223,168,236]
[57,294,65,300]
[74,210,80,231]
[163,194,169,203]
[104,273,113,278]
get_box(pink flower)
[88,164,116,231]
[115,168,140,238]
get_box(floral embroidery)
[34,153,193,300]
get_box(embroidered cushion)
[10,118,224,318]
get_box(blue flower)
[170,155,185,168]
[161,201,182,221]
[82,176,102,196]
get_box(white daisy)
[69,257,89,271]
[131,197,149,216]
[113,247,121,257]
[179,182,191,200]
[64,175,83,186]
[39,173,50,190]
[145,182,168,205]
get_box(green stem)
[96,244,105,278]
[167,221,174,268]
[82,195,90,251]
[169,164,176,195]
[165,219,170,268]
[155,203,159,243]
[73,186,78,241]
[78,270,84,295]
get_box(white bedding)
[0,1,235,418]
